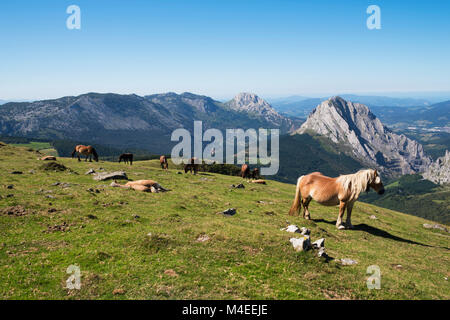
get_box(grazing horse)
[184,157,199,174]
[110,180,168,193]
[251,168,260,179]
[71,145,99,162]
[160,155,168,169]
[240,164,251,178]
[119,153,133,165]
[288,169,385,229]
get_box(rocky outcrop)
[296,96,431,177]
[422,150,450,185]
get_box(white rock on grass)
[290,236,311,252]
[282,225,301,233]
[340,258,358,266]
[312,238,325,249]
[300,227,310,235]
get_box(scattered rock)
[10,171,23,174]
[369,215,377,220]
[85,169,96,175]
[282,225,301,233]
[312,238,325,249]
[87,214,97,219]
[290,236,311,252]
[230,183,245,189]
[2,205,32,217]
[220,208,236,216]
[45,222,70,233]
[47,208,57,213]
[300,227,310,235]
[265,211,276,216]
[6,185,14,189]
[177,171,182,174]
[28,170,36,174]
[87,188,100,194]
[46,195,55,199]
[196,234,210,242]
[51,182,60,186]
[340,258,358,266]
[6,194,14,198]
[423,223,448,232]
[93,171,128,181]
[133,215,140,219]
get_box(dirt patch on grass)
[39,162,70,172]
[44,222,71,233]
[2,205,33,216]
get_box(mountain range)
[0,92,297,154]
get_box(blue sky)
[0,0,449,100]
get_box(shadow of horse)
[312,219,449,250]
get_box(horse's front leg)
[77,154,81,162]
[336,201,347,229]
[345,202,355,229]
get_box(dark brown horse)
[240,164,251,179]
[184,157,199,174]
[160,155,168,169]
[119,153,133,165]
[251,168,260,179]
[71,145,99,162]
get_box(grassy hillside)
[0,143,449,299]
[361,174,450,224]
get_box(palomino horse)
[119,153,133,165]
[110,180,168,193]
[160,155,168,169]
[71,145,99,162]
[288,169,385,229]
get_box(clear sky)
[1,0,449,100]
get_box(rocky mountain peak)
[423,150,450,185]
[296,97,432,177]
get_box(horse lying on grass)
[288,169,385,229]
[110,180,168,193]
[71,145,99,162]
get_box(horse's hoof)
[337,225,346,230]
[346,224,354,229]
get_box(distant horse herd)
[69,144,385,230]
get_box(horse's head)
[368,169,385,195]
[92,148,99,162]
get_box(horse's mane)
[91,147,98,159]
[336,169,376,200]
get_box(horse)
[240,164,251,178]
[184,157,199,174]
[288,169,385,229]
[119,153,133,165]
[110,180,168,193]
[71,145,99,162]
[251,168,260,179]
[160,155,168,169]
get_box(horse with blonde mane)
[288,169,385,229]
[71,145,99,162]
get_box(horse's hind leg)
[77,154,81,162]
[345,202,355,229]
[302,196,312,219]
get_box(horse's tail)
[288,176,304,216]
[71,147,77,158]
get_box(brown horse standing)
[288,169,385,229]
[184,157,199,174]
[119,153,133,165]
[160,155,168,169]
[240,164,251,178]
[71,145,99,162]
[251,168,260,179]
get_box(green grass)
[0,143,449,299]
[10,141,58,157]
